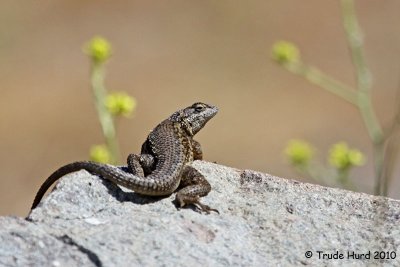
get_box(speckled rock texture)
[1,161,399,266]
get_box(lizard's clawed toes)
[195,202,219,214]
[175,195,219,214]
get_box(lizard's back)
[140,119,194,189]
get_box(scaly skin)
[31,102,218,213]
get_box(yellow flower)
[84,36,112,64]
[348,149,365,166]
[329,142,365,170]
[285,139,314,166]
[106,92,137,117]
[271,41,300,64]
[90,144,111,164]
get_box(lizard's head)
[170,102,218,136]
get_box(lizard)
[30,102,219,214]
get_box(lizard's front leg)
[175,165,218,214]
[191,139,203,160]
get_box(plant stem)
[382,131,400,195]
[90,63,120,164]
[337,168,357,191]
[295,163,333,187]
[341,0,383,141]
[381,81,400,195]
[287,63,358,105]
[341,0,385,195]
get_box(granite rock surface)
[1,161,399,266]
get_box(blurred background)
[1,0,400,216]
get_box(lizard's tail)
[30,161,105,210]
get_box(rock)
[1,161,399,266]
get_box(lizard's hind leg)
[175,166,218,214]
[127,154,155,177]
[127,154,144,176]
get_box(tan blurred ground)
[1,0,400,216]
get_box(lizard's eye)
[194,105,205,112]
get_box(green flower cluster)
[271,41,300,65]
[90,144,111,164]
[106,92,137,117]
[328,142,365,170]
[285,139,314,166]
[85,36,112,64]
